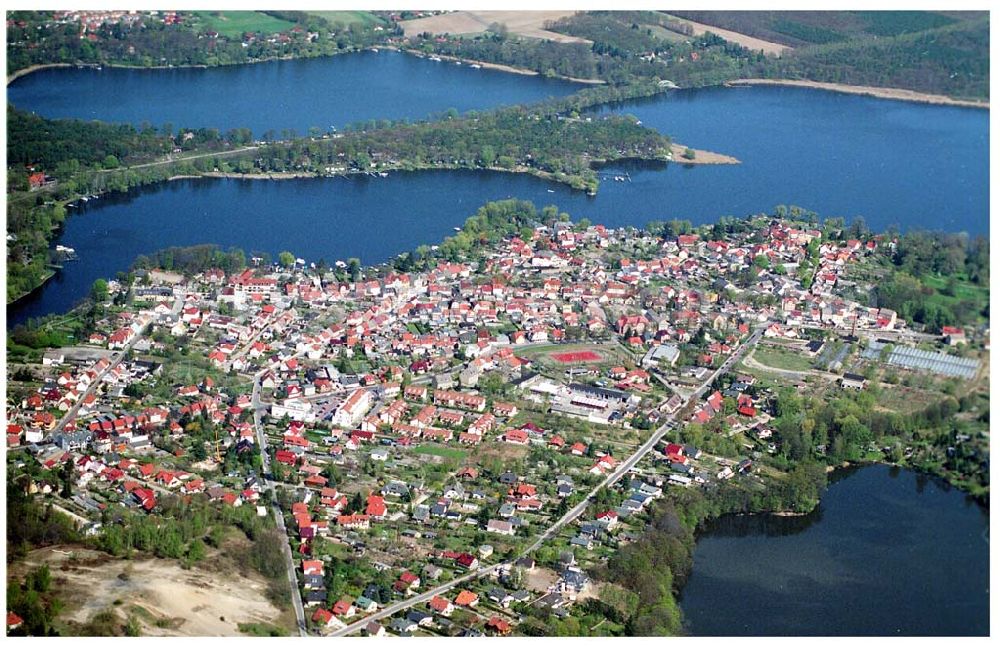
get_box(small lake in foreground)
[679,465,989,636]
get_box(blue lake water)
[679,465,989,636]
[7,50,580,135]
[6,53,989,328]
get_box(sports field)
[551,350,602,364]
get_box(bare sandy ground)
[730,78,989,109]
[13,546,287,636]
[524,566,559,593]
[670,143,741,165]
[662,14,791,56]
[400,11,588,43]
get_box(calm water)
[679,465,989,636]
[7,50,580,135]
[5,54,989,326]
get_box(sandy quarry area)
[662,14,791,57]
[400,11,589,43]
[12,545,288,636]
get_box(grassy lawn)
[412,444,468,461]
[752,347,814,372]
[921,274,989,321]
[193,11,296,38]
[308,11,386,27]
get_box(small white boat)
[430,56,442,62]
[470,64,481,69]
[453,227,461,232]
[547,189,555,193]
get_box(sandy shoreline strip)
[7,62,75,84]
[406,49,604,85]
[729,78,988,109]
[670,143,740,165]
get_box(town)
[6,202,988,636]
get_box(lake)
[6,53,989,326]
[7,50,580,135]
[679,465,990,636]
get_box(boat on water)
[453,227,462,232]
[547,189,555,193]
[55,245,78,260]
[429,56,442,62]
[470,64,482,69]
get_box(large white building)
[333,388,373,428]
[272,398,316,423]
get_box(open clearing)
[307,11,385,28]
[12,545,287,636]
[660,13,792,56]
[412,443,468,461]
[193,11,296,38]
[399,11,589,43]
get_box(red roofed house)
[312,607,337,628]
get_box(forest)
[873,229,990,332]
[410,11,988,99]
[252,105,671,193]
[412,14,763,87]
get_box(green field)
[922,274,989,305]
[412,444,468,461]
[752,346,815,372]
[307,11,385,28]
[193,11,297,38]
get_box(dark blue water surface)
[7,50,580,134]
[679,465,989,636]
[5,54,989,327]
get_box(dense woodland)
[410,11,988,99]
[253,106,670,193]
[413,15,762,87]
[873,230,990,332]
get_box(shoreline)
[669,143,740,165]
[728,78,989,110]
[401,48,605,85]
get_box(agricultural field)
[192,11,296,38]
[307,11,386,28]
[398,10,588,43]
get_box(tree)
[187,538,206,563]
[278,251,295,268]
[60,462,74,498]
[91,278,108,302]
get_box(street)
[327,324,764,636]
[252,373,307,636]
